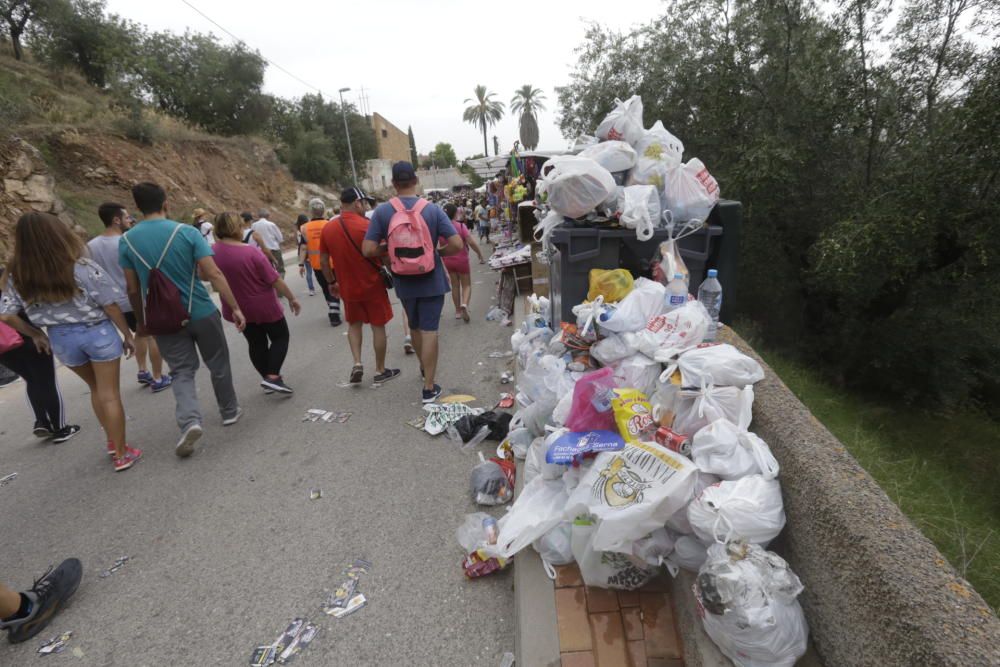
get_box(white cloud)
[105,0,663,158]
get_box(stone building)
[369,113,410,164]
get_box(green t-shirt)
[118,218,217,322]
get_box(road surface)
[0,252,516,665]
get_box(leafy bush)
[283,130,340,185]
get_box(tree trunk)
[482,122,488,156]
[11,32,23,61]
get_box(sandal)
[460,304,470,323]
[349,364,363,384]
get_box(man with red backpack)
[363,162,462,403]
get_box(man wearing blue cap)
[362,161,462,403]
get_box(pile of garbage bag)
[455,281,809,665]
[538,94,720,238]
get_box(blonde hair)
[214,211,244,241]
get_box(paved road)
[0,253,516,665]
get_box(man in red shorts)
[320,187,401,385]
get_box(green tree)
[462,84,504,156]
[0,0,39,60]
[511,84,546,149]
[428,141,457,168]
[284,129,339,184]
[407,124,418,165]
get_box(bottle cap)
[673,273,684,279]
[707,269,718,278]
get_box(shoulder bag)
[340,217,394,290]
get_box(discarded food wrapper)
[322,578,357,613]
[423,402,483,436]
[488,351,514,359]
[441,394,477,404]
[495,393,515,409]
[500,651,515,667]
[321,412,336,423]
[336,412,352,424]
[406,416,426,430]
[99,555,130,578]
[249,645,278,667]
[309,488,322,500]
[0,472,17,487]
[470,452,516,505]
[277,622,318,664]
[37,632,72,655]
[463,549,509,578]
[344,558,372,578]
[328,594,367,618]
[499,371,513,384]
[545,430,625,465]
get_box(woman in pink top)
[211,212,301,394]
[441,203,485,323]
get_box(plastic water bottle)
[665,273,687,311]
[697,269,723,341]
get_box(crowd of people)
[0,160,493,644]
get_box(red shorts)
[342,291,394,326]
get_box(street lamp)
[338,87,358,186]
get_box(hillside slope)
[0,55,336,256]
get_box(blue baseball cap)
[392,161,417,182]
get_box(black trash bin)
[546,200,741,326]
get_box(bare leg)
[449,271,462,313]
[372,325,387,373]
[348,321,363,366]
[68,360,126,457]
[410,328,423,360]
[461,273,473,309]
[134,336,149,373]
[147,337,164,380]
[419,330,439,390]
[0,582,21,618]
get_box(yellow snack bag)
[611,388,655,442]
[587,268,634,302]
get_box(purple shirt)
[211,242,283,324]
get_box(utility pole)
[338,87,358,186]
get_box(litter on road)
[37,632,72,655]
[250,617,318,666]
[309,488,322,500]
[99,555,130,578]
[440,394,477,404]
[0,472,17,487]
[322,559,372,619]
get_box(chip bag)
[611,389,655,443]
[588,268,634,303]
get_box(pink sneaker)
[107,441,115,457]
[113,446,142,472]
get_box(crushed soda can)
[654,426,691,457]
[38,631,72,655]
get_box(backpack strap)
[411,199,429,215]
[389,197,404,213]
[121,223,195,313]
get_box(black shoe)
[260,377,293,394]
[32,422,53,438]
[329,315,343,327]
[349,364,363,384]
[50,425,80,444]
[421,384,442,404]
[373,368,400,384]
[1,558,82,644]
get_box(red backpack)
[386,197,436,275]
[121,224,195,335]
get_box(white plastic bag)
[510,397,558,437]
[667,533,709,572]
[618,185,660,241]
[632,527,677,566]
[688,475,786,547]
[591,333,637,366]
[571,134,599,151]
[551,389,575,427]
[571,520,655,590]
[564,440,697,552]
[540,155,617,219]
[489,476,569,559]
[597,278,667,334]
[629,299,710,363]
[666,471,721,534]
[533,521,574,566]
[691,419,779,481]
[579,140,637,174]
[663,158,720,224]
[525,433,566,483]
[672,383,754,436]
[456,512,497,553]
[595,95,644,146]
[676,344,765,389]
[633,121,684,167]
[610,353,661,397]
[696,541,809,667]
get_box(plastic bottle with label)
[697,269,723,341]
[665,273,687,311]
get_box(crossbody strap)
[339,217,383,273]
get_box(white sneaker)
[222,406,243,426]
[175,423,203,458]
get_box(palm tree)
[511,85,547,150]
[463,85,505,156]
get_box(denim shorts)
[48,320,122,367]
[400,295,445,332]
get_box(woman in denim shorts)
[0,213,141,472]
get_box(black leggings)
[242,318,290,378]
[0,342,65,430]
[313,271,341,323]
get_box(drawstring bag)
[541,155,617,219]
[595,95,645,146]
[663,158,720,225]
[672,382,754,436]
[675,344,765,389]
[690,419,780,481]
[618,185,660,241]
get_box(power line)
[177,0,326,96]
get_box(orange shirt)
[302,218,333,270]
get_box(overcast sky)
[104,0,664,159]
